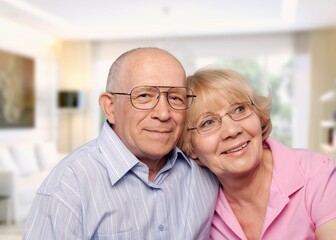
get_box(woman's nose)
[219,116,243,139]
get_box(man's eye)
[168,94,184,103]
[139,93,150,98]
[134,93,152,99]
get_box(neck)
[141,157,168,182]
[219,149,273,203]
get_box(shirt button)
[158,224,164,231]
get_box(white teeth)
[225,142,248,154]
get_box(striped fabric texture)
[23,121,219,240]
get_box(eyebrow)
[195,112,220,122]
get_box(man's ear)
[99,93,116,124]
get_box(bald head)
[105,47,185,92]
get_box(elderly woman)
[179,68,336,239]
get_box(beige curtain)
[307,29,336,153]
[57,41,92,153]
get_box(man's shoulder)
[36,139,102,195]
[187,157,219,187]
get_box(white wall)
[93,33,294,74]
[0,26,58,145]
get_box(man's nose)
[151,92,172,120]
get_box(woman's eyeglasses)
[188,101,255,135]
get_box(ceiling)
[1,0,336,41]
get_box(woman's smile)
[222,141,249,154]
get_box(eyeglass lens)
[194,102,253,134]
[130,86,193,110]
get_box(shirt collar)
[265,137,305,196]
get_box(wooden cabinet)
[320,89,336,158]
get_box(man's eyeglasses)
[188,101,255,135]
[108,86,196,110]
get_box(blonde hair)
[178,68,272,156]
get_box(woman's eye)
[200,118,216,128]
[233,104,246,114]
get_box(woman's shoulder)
[267,137,335,178]
[294,148,335,177]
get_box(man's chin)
[143,145,174,158]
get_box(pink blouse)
[211,137,336,239]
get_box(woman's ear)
[99,93,116,124]
[188,147,205,166]
[189,149,197,159]
[188,145,200,160]
[189,150,205,166]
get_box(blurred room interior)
[0,0,336,238]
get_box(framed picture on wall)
[0,49,35,128]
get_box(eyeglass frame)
[187,101,255,135]
[108,85,196,110]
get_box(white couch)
[0,142,60,224]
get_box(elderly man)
[23,47,218,239]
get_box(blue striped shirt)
[23,121,219,240]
